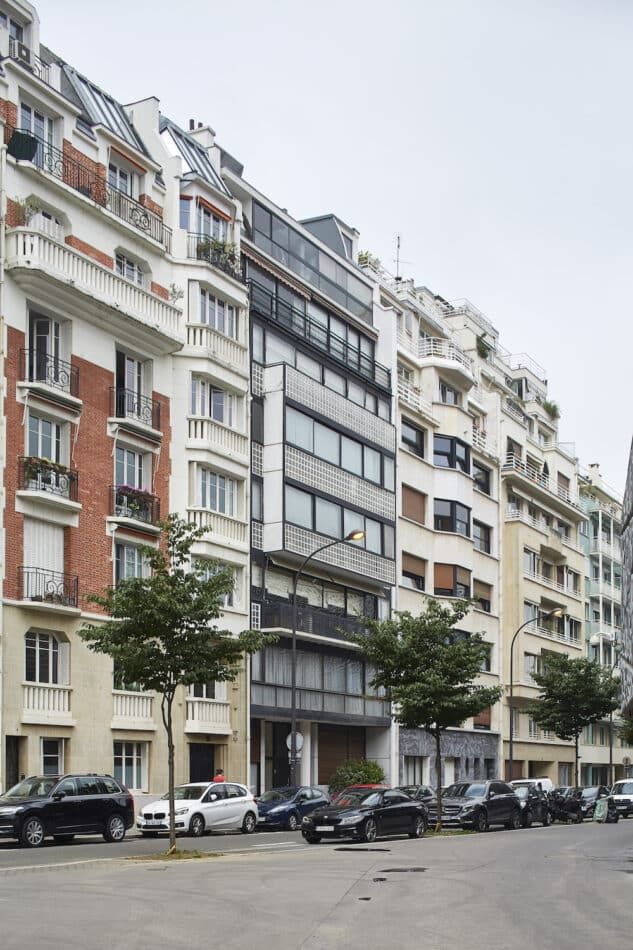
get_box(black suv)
[0,774,134,848]
[427,781,521,831]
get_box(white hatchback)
[137,782,258,838]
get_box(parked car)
[256,786,329,831]
[512,784,552,827]
[427,781,522,832]
[137,782,257,837]
[330,784,389,801]
[549,787,583,823]
[610,780,633,818]
[509,777,555,794]
[302,787,427,843]
[0,773,134,848]
[578,786,616,820]
[397,784,435,803]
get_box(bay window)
[191,377,236,426]
[200,289,237,338]
[198,468,237,516]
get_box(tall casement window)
[116,350,144,401]
[401,418,425,458]
[434,499,471,536]
[199,289,237,339]
[433,435,470,473]
[115,543,147,583]
[25,632,68,684]
[190,377,236,426]
[115,446,145,489]
[198,469,237,516]
[20,102,54,166]
[42,738,64,775]
[113,741,148,792]
[197,203,229,241]
[28,313,63,384]
[473,460,492,495]
[434,564,471,598]
[115,251,144,286]
[196,559,237,608]
[473,520,492,553]
[28,412,62,462]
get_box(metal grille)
[252,443,263,476]
[285,446,395,520]
[285,525,395,585]
[252,521,263,549]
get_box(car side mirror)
[52,791,66,801]
[209,794,218,802]
[488,791,496,799]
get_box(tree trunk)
[574,732,579,788]
[161,691,176,853]
[434,728,442,832]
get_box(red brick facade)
[62,140,107,204]
[139,194,163,218]
[6,197,25,227]
[150,281,170,301]
[65,235,114,270]
[0,97,18,143]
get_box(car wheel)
[362,818,378,843]
[103,813,126,843]
[303,833,321,844]
[241,812,257,834]
[53,834,75,843]
[543,810,552,827]
[408,815,426,839]
[21,817,45,848]
[286,812,299,832]
[506,811,521,831]
[474,810,489,833]
[522,810,533,829]
[189,813,205,838]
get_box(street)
[1,821,631,949]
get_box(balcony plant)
[24,456,69,486]
[476,334,491,359]
[115,484,154,521]
[542,399,560,421]
[196,237,239,271]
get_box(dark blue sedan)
[256,786,329,831]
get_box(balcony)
[591,536,622,560]
[185,698,231,735]
[523,569,582,601]
[283,524,396,586]
[112,690,155,730]
[187,508,248,548]
[6,230,182,346]
[471,427,497,456]
[110,387,161,433]
[249,279,391,391]
[397,379,436,423]
[503,399,529,427]
[419,337,473,373]
[187,418,249,462]
[251,681,391,723]
[526,623,583,649]
[186,324,249,377]
[111,485,160,526]
[19,457,79,501]
[19,348,79,398]
[19,566,78,609]
[501,454,582,514]
[22,683,74,726]
[505,506,583,554]
[260,601,366,643]
[7,37,51,85]
[6,127,172,251]
[187,233,244,283]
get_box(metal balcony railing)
[111,387,161,430]
[418,337,473,372]
[19,566,78,608]
[111,486,160,525]
[8,37,51,84]
[187,233,244,282]
[502,454,581,510]
[19,457,79,501]
[259,601,366,642]
[6,126,172,251]
[20,348,79,397]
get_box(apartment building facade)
[621,444,633,722]
[0,0,251,793]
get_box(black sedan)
[549,787,583,823]
[397,784,435,803]
[427,781,522,831]
[513,785,552,827]
[301,788,427,843]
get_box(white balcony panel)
[284,366,395,452]
[397,380,436,423]
[185,699,231,734]
[284,524,395,585]
[285,446,395,521]
[22,683,74,725]
[111,690,156,731]
[188,508,248,548]
[186,324,248,376]
[187,418,249,462]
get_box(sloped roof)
[63,65,149,156]
[159,115,229,196]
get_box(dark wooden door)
[189,743,214,783]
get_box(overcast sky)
[39,0,632,492]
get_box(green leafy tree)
[79,516,270,851]
[618,715,633,747]
[527,654,620,786]
[328,759,386,794]
[349,600,501,827]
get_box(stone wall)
[399,728,500,785]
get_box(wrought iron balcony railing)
[111,387,161,430]
[20,348,80,397]
[111,485,160,525]
[187,233,244,282]
[19,566,78,608]
[19,457,79,501]
[6,126,172,251]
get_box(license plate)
[144,819,163,826]
[316,825,334,832]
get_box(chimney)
[189,119,195,131]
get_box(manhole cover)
[380,867,427,873]
[335,847,391,853]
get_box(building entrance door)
[189,743,214,783]
[5,737,21,790]
[272,722,290,787]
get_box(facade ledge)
[12,599,81,618]
[185,698,232,735]
[106,515,161,535]
[107,416,163,444]
[16,490,81,527]
[16,379,83,414]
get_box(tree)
[349,600,502,828]
[79,516,270,851]
[618,715,633,747]
[328,759,385,794]
[527,654,620,786]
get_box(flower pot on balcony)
[8,130,38,162]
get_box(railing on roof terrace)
[8,38,51,85]
[5,126,172,251]
[187,232,244,283]
[249,279,391,390]
[502,454,582,510]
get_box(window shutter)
[473,580,492,600]
[23,519,64,571]
[402,553,426,576]
[456,567,471,587]
[402,485,425,524]
[434,563,453,589]
[58,640,70,685]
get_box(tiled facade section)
[399,728,500,785]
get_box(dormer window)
[0,12,24,41]
[197,201,229,242]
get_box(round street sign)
[286,731,304,752]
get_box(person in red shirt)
[212,769,225,782]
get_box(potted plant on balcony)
[476,334,491,359]
[24,456,69,490]
[7,129,39,162]
[116,485,153,521]
[542,399,560,421]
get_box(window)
[252,479,263,521]
[473,521,491,553]
[116,350,144,402]
[26,632,65,684]
[434,499,470,536]
[316,497,341,538]
[402,485,426,524]
[42,738,64,775]
[315,422,339,465]
[108,161,134,197]
[115,543,147,583]
[341,436,362,475]
[285,488,393,557]
[434,564,471,598]
[402,553,426,590]
[190,377,236,426]
[196,560,236,608]
[473,461,491,495]
[197,203,229,242]
[20,103,54,166]
[115,446,144,488]
[473,579,492,613]
[473,707,491,730]
[199,289,237,338]
[179,196,191,230]
[28,412,61,462]
[115,252,144,286]
[28,313,62,385]
[433,435,470,473]
[401,418,424,457]
[404,755,428,784]
[285,485,312,529]
[439,380,461,405]
[523,548,537,575]
[113,741,147,791]
[480,645,492,673]
[198,469,237,516]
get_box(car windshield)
[613,782,633,795]
[3,777,57,800]
[259,788,298,803]
[160,785,207,801]
[444,783,486,799]
[334,791,382,808]
[514,787,530,799]
[581,787,598,799]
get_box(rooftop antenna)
[393,233,412,281]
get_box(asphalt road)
[1,821,632,949]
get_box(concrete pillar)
[298,720,311,785]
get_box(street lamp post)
[590,635,621,787]
[507,607,564,782]
[289,530,364,787]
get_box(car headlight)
[268,806,286,814]
[460,804,476,813]
[338,813,363,825]
[174,807,190,816]
[0,806,19,817]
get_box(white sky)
[39,0,633,491]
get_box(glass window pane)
[344,509,364,540]
[324,368,345,394]
[365,518,381,553]
[286,407,313,453]
[364,446,381,484]
[314,422,339,465]
[341,437,362,475]
[315,497,341,538]
[296,351,321,381]
[285,486,312,529]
